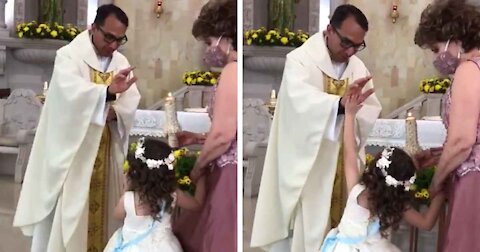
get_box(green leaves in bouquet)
[175,153,197,195]
[412,166,435,206]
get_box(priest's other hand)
[109,66,137,94]
[340,76,373,107]
[414,147,443,169]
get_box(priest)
[13,4,140,252]
[251,4,382,252]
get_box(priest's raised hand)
[340,76,374,107]
[107,66,138,94]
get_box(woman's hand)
[414,147,443,170]
[190,164,208,183]
[176,131,204,147]
[429,171,449,198]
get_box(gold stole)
[87,69,113,251]
[323,73,348,228]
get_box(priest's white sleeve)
[324,101,343,141]
[90,86,108,126]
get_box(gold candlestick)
[37,81,48,103]
[405,112,422,157]
[164,92,181,148]
[266,89,277,116]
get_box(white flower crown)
[134,137,175,170]
[376,147,416,191]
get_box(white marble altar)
[130,110,211,138]
[367,119,446,148]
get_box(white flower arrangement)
[134,137,175,170]
[376,147,416,191]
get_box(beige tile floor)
[0,175,31,252]
[243,194,438,252]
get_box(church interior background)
[243,0,446,252]
[0,0,214,251]
[0,0,451,251]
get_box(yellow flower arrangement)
[419,77,451,94]
[244,27,310,47]
[182,71,220,86]
[412,165,435,205]
[16,21,81,41]
[365,153,374,166]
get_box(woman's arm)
[431,62,480,193]
[176,131,208,146]
[193,62,237,171]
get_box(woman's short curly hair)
[414,0,480,52]
[192,0,237,50]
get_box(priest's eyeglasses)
[98,26,128,45]
[333,28,366,52]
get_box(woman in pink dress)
[172,1,237,251]
[415,0,480,251]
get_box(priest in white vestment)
[13,5,140,252]
[251,5,382,252]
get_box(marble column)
[0,0,7,29]
[77,0,88,29]
[309,0,320,34]
[14,0,26,26]
[243,0,254,31]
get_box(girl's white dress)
[104,191,183,252]
[319,184,401,252]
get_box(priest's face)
[325,16,367,63]
[91,15,128,57]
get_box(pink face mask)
[203,36,230,67]
[433,39,461,76]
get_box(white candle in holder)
[405,112,422,157]
[164,92,181,148]
[43,81,48,96]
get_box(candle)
[405,112,422,156]
[270,89,276,99]
[43,81,48,96]
[164,92,181,148]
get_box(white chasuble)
[251,32,382,252]
[13,30,140,252]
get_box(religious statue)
[39,0,63,24]
[268,0,300,31]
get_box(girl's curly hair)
[360,147,416,237]
[192,0,237,50]
[126,138,177,220]
[414,0,480,52]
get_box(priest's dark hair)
[330,4,368,31]
[94,4,129,27]
[126,138,177,220]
